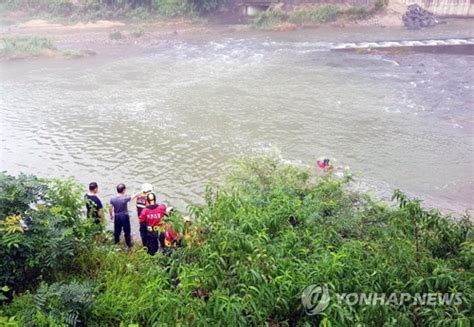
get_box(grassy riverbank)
[0,0,388,26]
[0,36,56,59]
[0,0,394,59]
[0,157,472,325]
[0,0,191,22]
[253,1,387,29]
[0,36,95,59]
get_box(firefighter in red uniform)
[161,219,180,255]
[316,158,333,171]
[139,193,167,255]
[136,183,153,246]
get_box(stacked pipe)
[402,4,438,30]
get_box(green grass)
[0,36,56,58]
[253,3,386,28]
[1,0,192,22]
[61,49,83,58]
[289,5,342,24]
[0,157,472,325]
[345,6,371,20]
[253,9,287,27]
[0,36,86,59]
[253,6,344,28]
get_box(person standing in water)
[109,183,139,248]
[84,182,104,224]
[316,158,333,171]
[136,183,154,246]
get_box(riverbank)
[0,158,472,325]
[0,0,409,60]
[2,12,474,61]
[0,17,213,59]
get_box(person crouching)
[139,192,167,255]
[160,219,180,255]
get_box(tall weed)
[1,158,472,325]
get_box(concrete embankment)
[402,0,474,17]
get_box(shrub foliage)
[1,0,222,19]
[0,158,472,326]
[0,36,56,59]
[0,173,99,298]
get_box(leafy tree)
[0,173,98,298]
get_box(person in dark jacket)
[84,182,104,224]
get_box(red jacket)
[139,204,167,229]
[165,225,178,242]
[317,160,332,171]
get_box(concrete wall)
[232,0,474,17]
[280,0,376,9]
[402,0,474,17]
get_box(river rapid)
[1,24,473,229]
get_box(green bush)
[374,0,389,11]
[2,0,191,19]
[186,0,225,14]
[0,173,47,217]
[345,6,371,20]
[2,0,75,16]
[29,281,94,326]
[153,0,187,17]
[253,8,289,27]
[125,6,152,20]
[254,3,384,28]
[1,158,472,325]
[289,5,342,24]
[0,173,99,297]
[0,36,56,58]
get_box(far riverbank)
[1,15,473,60]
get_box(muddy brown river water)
[1,23,473,234]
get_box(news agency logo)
[302,284,465,316]
[301,284,330,315]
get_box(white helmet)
[141,183,154,193]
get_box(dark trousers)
[147,232,159,256]
[139,223,147,246]
[114,214,131,247]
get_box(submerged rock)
[402,4,437,30]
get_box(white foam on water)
[380,58,400,66]
[383,107,402,114]
[330,38,474,50]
